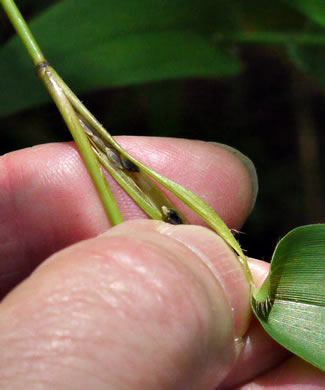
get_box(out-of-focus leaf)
[283,0,325,27]
[285,22,325,91]
[252,225,325,371]
[215,31,325,45]
[0,0,242,117]
[236,0,304,30]
[289,45,325,90]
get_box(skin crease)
[0,137,324,389]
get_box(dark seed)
[165,209,183,225]
[121,158,140,172]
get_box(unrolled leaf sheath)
[37,64,124,225]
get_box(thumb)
[0,220,251,390]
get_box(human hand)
[0,137,324,389]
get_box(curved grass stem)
[1,0,256,290]
[37,65,124,225]
[1,0,124,225]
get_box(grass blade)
[252,224,325,371]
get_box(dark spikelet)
[165,209,183,225]
[121,158,140,172]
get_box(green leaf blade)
[0,0,241,117]
[252,224,325,371]
[287,42,325,92]
[284,0,325,27]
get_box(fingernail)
[210,143,258,212]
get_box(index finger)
[0,137,256,298]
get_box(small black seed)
[121,158,140,172]
[165,209,183,225]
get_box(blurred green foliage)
[1,0,325,259]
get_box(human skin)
[0,137,324,389]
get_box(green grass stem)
[1,0,45,65]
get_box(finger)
[151,229,291,385]
[220,316,290,388]
[0,138,256,298]
[238,357,325,389]
[0,220,246,389]
[219,258,290,388]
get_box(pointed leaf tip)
[252,224,325,371]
